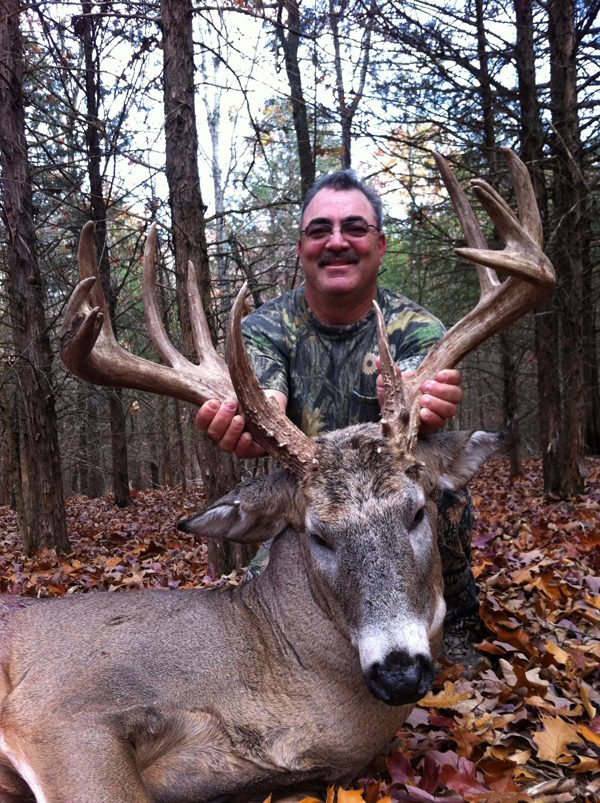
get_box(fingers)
[434,369,461,387]
[195,400,266,457]
[234,433,266,459]
[418,408,446,434]
[195,399,244,451]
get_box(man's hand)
[195,390,287,458]
[376,362,462,435]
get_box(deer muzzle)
[364,648,435,705]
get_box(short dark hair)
[300,170,383,230]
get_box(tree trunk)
[275,0,315,197]
[548,0,586,495]
[476,0,521,475]
[173,398,187,492]
[513,0,562,493]
[0,384,27,535]
[500,332,522,476]
[161,0,241,572]
[79,1,131,507]
[0,0,69,554]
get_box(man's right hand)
[196,390,287,458]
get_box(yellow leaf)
[297,798,321,803]
[532,714,583,763]
[418,680,471,709]
[326,786,335,803]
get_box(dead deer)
[0,151,554,803]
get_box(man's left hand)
[376,364,462,435]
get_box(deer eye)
[410,507,426,529]
[310,530,334,551]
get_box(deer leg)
[0,723,153,803]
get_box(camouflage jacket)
[241,286,445,438]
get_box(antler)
[376,148,556,452]
[60,222,316,479]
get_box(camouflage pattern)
[242,286,444,437]
[242,285,479,628]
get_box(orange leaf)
[579,724,600,748]
[337,790,365,803]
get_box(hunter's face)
[298,188,386,304]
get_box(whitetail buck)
[0,151,554,803]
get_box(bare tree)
[329,0,375,169]
[76,1,131,506]
[160,0,241,572]
[0,0,69,552]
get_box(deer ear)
[415,431,503,493]
[177,470,306,544]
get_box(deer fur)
[0,424,500,803]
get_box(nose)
[364,649,434,706]
[327,224,350,249]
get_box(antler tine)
[501,147,543,247]
[432,153,499,298]
[142,223,190,371]
[61,223,235,407]
[141,225,232,394]
[373,301,417,447]
[398,150,555,433]
[227,283,317,481]
[186,259,230,384]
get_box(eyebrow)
[305,215,370,226]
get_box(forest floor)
[0,458,598,803]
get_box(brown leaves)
[0,486,244,597]
[531,714,583,762]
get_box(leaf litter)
[0,458,597,802]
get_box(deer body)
[0,425,501,803]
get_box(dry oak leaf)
[531,713,583,763]
[417,680,471,709]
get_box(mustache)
[318,251,360,268]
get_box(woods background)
[0,0,598,556]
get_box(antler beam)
[60,222,316,480]
[379,149,556,452]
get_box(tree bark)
[275,0,315,197]
[514,0,562,493]
[500,332,522,476]
[0,0,69,553]
[78,1,131,506]
[160,0,241,572]
[476,0,521,475]
[547,0,587,495]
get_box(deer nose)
[365,649,434,706]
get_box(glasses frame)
[300,222,381,241]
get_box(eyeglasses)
[301,222,380,241]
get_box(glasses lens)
[340,222,370,237]
[304,224,333,239]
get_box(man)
[197,170,485,668]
